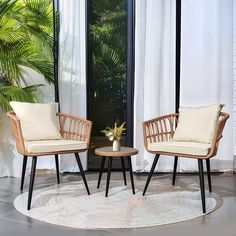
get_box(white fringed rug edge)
[14,180,222,229]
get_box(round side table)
[95,146,138,197]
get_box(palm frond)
[0,34,53,85]
[0,84,41,111]
[0,0,53,87]
[0,0,17,18]
[0,17,24,43]
[90,0,127,88]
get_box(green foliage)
[0,0,53,112]
[0,85,40,111]
[89,0,126,91]
[88,0,127,135]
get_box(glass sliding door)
[87,0,132,170]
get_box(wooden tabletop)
[95,146,138,157]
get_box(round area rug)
[14,179,222,229]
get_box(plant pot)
[113,140,121,151]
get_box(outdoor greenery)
[0,0,53,111]
[90,0,127,89]
[89,0,127,135]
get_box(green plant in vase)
[101,122,126,151]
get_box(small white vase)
[113,140,121,151]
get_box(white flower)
[109,136,114,141]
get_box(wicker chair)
[142,112,229,213]
[7,111,92,210]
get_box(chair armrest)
[57,112,92,145]
[7,112,26,154]
[207,112,229,158]
[142,113,179,150]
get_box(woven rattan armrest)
[142,113,179,150]
[57,112,92,144]
[7,111,26,155]
[206,112,229,158]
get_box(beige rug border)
[14,180,223,230]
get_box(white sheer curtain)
[180,0,234,171]
[133,0,176,172]
[58,0,87,172]
[134,0,234,172]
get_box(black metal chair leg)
[97,156,106,188]
[20,156,28,192]
[143,154,160,196]
[121,157,127,186]
[74,153,90,195]
[172,156,178,185]
[55,154,60,184]
[127,156,135,194]
[105,157,113,197]
[27,156,37,210]
[206,159,212,192]
[198,159,206,213]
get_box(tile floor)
[0,172,235,236]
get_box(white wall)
[233,0,236,154]
[233,0,236,168]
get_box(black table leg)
[105,157,113,197]
[127,156,135,194]
[97,156,106,188]
[120,157,127,186]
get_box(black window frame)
[53,0,181,170]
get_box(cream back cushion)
[10,102,61,141]
[173,104,224,144]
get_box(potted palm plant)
[0,0,54,112]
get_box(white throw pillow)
[10,102,61,141]
[173,104,224,144]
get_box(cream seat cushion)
[148,141,211,156]
[173,104,223,144]
[24,139,88,153]
[10,102,61,141]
